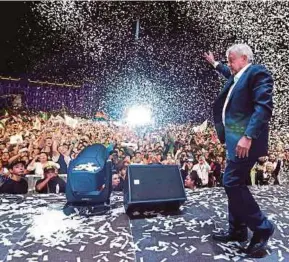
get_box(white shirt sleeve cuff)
[213,61,219,68]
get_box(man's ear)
[242,55,248,62]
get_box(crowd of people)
[0,109,288,194]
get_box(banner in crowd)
[39,111,49,121]
[10,134,23,144]
[64,115,78,129]
[33,117,42,130]
[94,111,109,121]
[192,119,208,133]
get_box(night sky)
[0,1,288,126]
[0,2,28,76]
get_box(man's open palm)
[204,51,215,65]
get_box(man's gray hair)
[226,44,254,63]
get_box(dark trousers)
[223,160,273,233]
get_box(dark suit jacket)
[213,63,274,162]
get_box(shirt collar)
[234,63,252,82]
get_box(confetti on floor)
[0,186,288,262]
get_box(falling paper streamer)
[135,18,140,40]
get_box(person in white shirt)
[193,155,211,186]
[27,152,60,177]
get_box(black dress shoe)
[244,226,275,256]
[213,230,248,242]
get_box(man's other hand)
[235,136,252,158]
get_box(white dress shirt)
[214,62,252,126]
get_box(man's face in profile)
[227,52,248,75]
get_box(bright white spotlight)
[125,105,152,126]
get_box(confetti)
[1,1,284,127]
[0,3,289,262]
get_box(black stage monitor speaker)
[123,165,187,213]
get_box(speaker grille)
[128,165,185,202]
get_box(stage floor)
[0,186,288,262]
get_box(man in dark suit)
[204,44,274,256]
